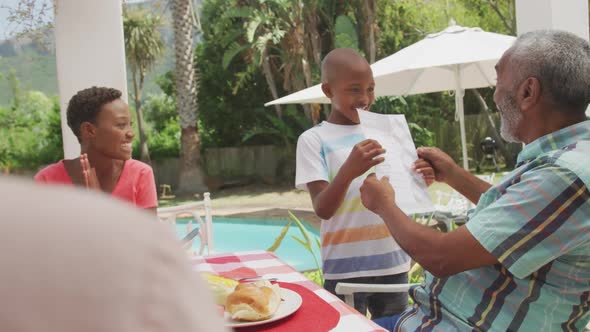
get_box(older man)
[361,30,590,331]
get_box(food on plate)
[202,273,240,306]
[225,280,281,321]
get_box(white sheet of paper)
[359,111,434,214]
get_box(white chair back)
[335,282,420,308]
[476,173,496,183]
[157,193,214,255]
[434,190,470,216]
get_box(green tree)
[0,89,62,172]
[220,0,332,124]
[123,9,164,163]
[194,0,523,170]
[7,68,23,110]
[37,96,64,166]
[333,15,359,50]
[220,0,290,118]
[193,0,275,149]
[143,93,180,159]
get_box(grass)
[158,183,313,210]
[161,182,449,211]
[159,180,464,211]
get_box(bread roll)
[225,280,281,321]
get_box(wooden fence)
[152,145,283,191]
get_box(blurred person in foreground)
[0,176,226,331]
[362,30,590,331]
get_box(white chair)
[335,282,421,308]
[476,173,495,183]
[336,263,423,310]
[433,190,470,231]
[433,173,495,217]
[157,192,214,255]
[434,190,471,216]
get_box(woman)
[35,86,157,213]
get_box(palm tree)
[221,0,288,119]
[123,10,164,163]
[171,0,207,194]
[222,0,325,123]
[357,0,376,63]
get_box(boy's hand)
[80,154,101,191]
[416,147,459,184]
[341,139,385,181]
[413,158,435,186]
[360,174,395,215]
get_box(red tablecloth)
[192,250,386,332]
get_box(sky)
[0,0,20,40]
[0,0,54,41]
[0,0,149,41]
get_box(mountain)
[0,0,189,106]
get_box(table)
[191,250,387,332]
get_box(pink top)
[34,159,158,209]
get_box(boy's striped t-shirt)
[295,121,410,280]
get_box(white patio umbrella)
[265,22,516,169]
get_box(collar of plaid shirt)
[516,119,590,167]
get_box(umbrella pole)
[454,66,469,170]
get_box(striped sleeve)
[467,164,590,279]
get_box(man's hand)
[80,154,101,191]
[418,147,492,204]
[340,139,385,181]
[360,172,499,278]
[413,158,435,186]
[416,147,459,184]
[360,174,395,215]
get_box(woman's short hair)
[66,86,122,141]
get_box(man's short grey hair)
[509,30,590,111]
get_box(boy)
[295,48,433,318]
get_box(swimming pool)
[175,217,321,271]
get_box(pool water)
[175,217,322,271]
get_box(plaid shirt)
[397,120,590,331]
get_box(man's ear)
[80,122,96,141]
[518,77,541,112]
[321,83,333,98]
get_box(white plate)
[224,288,303,328]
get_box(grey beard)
[498,99,522,143]
[500,116,521,143]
